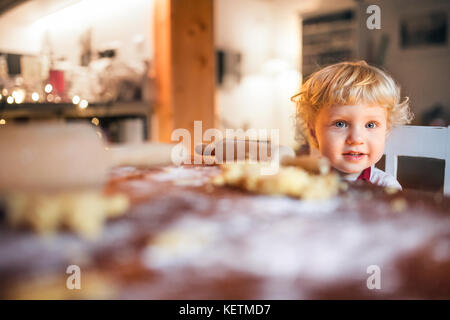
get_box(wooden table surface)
[0,164,449,299]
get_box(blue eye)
[366,122,377,129]
[334,121,347,128]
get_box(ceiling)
[0,0,82,24]
[0,0,29,16]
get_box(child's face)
[312,104,388,174]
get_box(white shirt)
[342,166,402,190]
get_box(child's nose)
[345,127,364,145]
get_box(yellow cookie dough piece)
[25,193,64,234]
[60,192,109,238]
[213,162,339,200]
[3,191,130,238]
[104,193,129,218]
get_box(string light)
[0,119,6,125]
[44,84,53,93]
[7,96,14,104]
[31,92,39,102]
[79,100,88,109]
[91,117,99,126]
[12,90,25,104]
[72,95,80,104]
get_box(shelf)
[303,21,357,37]
[302,9,357,78]
[0,101,151,120]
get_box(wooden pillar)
[153,0,215,146]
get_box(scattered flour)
[142,194,449,287]
[151,166,220,186]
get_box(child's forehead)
[326,103,387,117]
[322,104,388,120]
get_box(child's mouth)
[342,152,366,162]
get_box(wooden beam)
[153,0,215,146]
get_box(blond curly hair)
[291,61,413,149]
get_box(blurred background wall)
[364,0,450,124]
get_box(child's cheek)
[318,129,343,162]
[372,137,387,163]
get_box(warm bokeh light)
[31,92,39,102]
[44,84,53,93]
[0,94,2,100]
[72,95,81,104]
[0,119,6,125]
[47,94,54,102]
[11,90,25,104]
[54,96,61,103]
[91,117,100,126]
[79,99,88,109]
[7,96,14,104]
[15,97,24,104]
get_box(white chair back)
[384,125,450,195]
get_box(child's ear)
[309,126,316,139]
[308,125,318,147]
